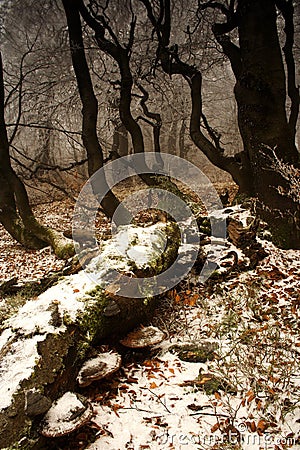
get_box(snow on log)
[0,221,180,449]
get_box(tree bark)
[112,122,129,158]
[232,0,300,247]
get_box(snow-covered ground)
[0,199,299,449]
[85,239,300,450]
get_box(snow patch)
[0,335,44,409]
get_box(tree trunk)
[232,0,300,248]
[179,118,186,159]
[111,121,129,158]
[62,0,128,221]
[0,53,75,258]
[141,0,300,248]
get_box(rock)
[171,342,217,363]
[181,372,237,395]
[196,372,237,395]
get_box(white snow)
[0,335,44,409]
[0,328,13,353]
[77,351,121,386]
[87,223,168,276]
[44,392,84,423]
[1,221,300,449]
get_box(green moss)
[5,429,39,450]
[76,339,91,361]
[0,282,57,329]
[196,373,237,395]
[197,217,211,236]
[75,288,109,343]
[86,285,105,297]
[232,192,250,205]
[55,241,75,260]
[172,343,217,363]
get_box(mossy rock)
[196,372,237,395]
[171,342,217,363]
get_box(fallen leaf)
[112,404,122,417]
[211,423,220,433]
[214,392,221,400]
[175,294,181,303]
[256,419,268,435]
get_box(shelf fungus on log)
[77,351,122,387]
[40,392,93,438]
[120,326,165,348]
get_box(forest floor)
[0,181,299,450]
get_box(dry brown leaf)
[147,373,157,379]
[126,377,139,383]
[214,392,221,400]
[143,360,153,367]
[247,392,256,403]
[175,294,181,303]
[211,423,220,433]
[256,419,268,435]
[256,399,262,410]
[112,404,122,417]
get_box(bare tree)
[140,0,300,248]
[0,52,75,258]
[62,0,131,221]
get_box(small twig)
[120,406,163,415]
[189,411,230,417]
[141,387,172,413]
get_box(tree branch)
[201,111,224,153]
[137,83,162,153]
[139,0,243,178]
[126,15,136,54]
[62,0,127,221]
[197,0,230,18]
[212,31,242,78]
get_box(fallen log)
[0,221,180,449]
